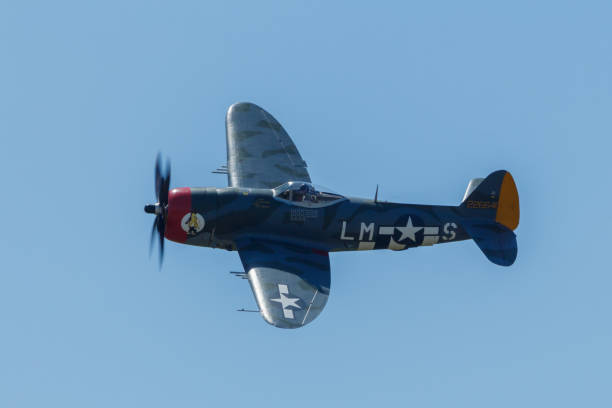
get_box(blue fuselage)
[172,187,469,253]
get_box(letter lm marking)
[360,222,375,241]
[340,221,354,241]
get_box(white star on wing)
[395,217,423,242]
[270,293,301,310]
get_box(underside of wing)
[225,102,311,189]
[237,237,330,329]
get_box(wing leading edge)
[237,238,330,328]
[225,102,311,189]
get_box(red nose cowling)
[165,187,191,243]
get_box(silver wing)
[225,102,311,189]
[237,237,330,328]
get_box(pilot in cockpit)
[294,183,318,202]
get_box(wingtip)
[227,101,261,115]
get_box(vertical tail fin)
[460,170,520,266]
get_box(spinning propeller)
[144,154,171,266]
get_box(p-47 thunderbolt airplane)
[144,102,519,329]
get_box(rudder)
[460,170,519,231]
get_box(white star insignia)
[270,293,301,310]
[270,284,301,319]
[395,216,423,242]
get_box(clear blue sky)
[1,1,610,407]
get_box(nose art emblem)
[180,212,205,235]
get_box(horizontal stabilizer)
[463,222,517,266]
[462,178,485,202]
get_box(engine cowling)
[165,187,218,245]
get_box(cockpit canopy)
[273,181,344,206]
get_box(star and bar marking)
[342,217,447,250]
[270,284,301,319]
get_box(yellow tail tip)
[495,172,520,230]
